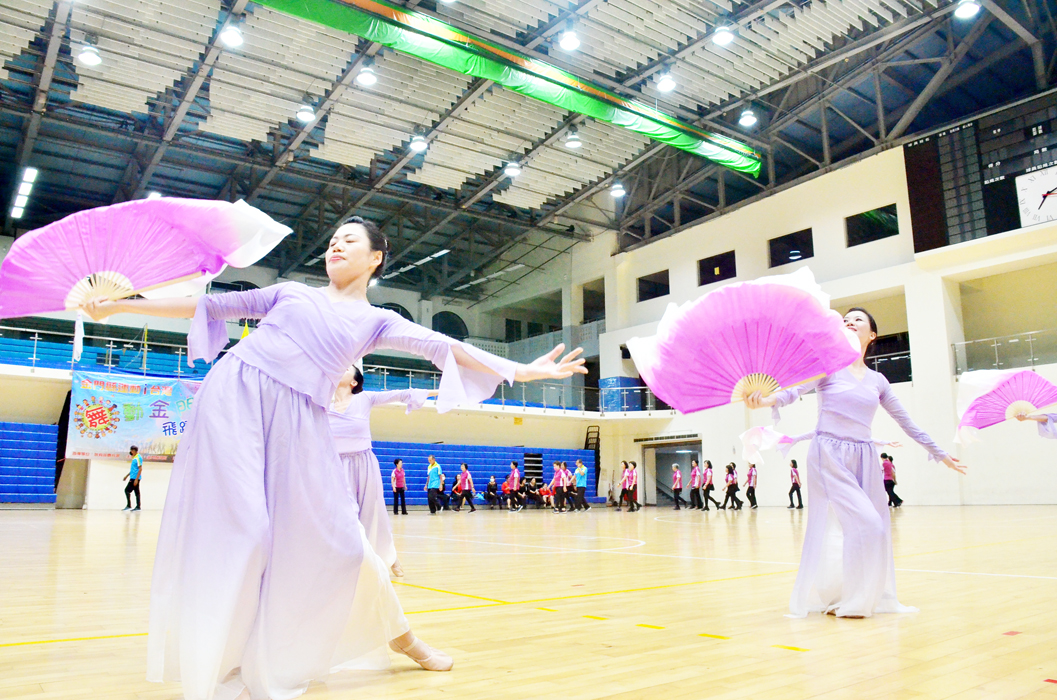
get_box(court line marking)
[583,615,607,620]
[773,645,809,652]
[699,634,731,640]
[395,533,646,555]
[0,632,148,648]
[393,581,509,603]
[636,624,665,629]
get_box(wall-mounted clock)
[1016,164,1057,227]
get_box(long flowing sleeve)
[769,378,823,424]
[361,389,433,415]
[372,314,517,413]
[187,285,283,365]
[878,378,948,462]
[1038,414,1057,440]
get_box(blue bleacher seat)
[0,422,57,504]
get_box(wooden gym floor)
[2,505,1056,699]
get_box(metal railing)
[0,320,666,414]
[866,350,912,383]
[953,329,1057,374]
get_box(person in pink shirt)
[391,459,408,516]
[745,464,758,509]
[720,463,743,510]
[689,460,703,510]
[454,463,476,512]
[548,461,568,513]
[788,459,803,509]
[505,460,523,512]
[702,460,721,510]
[881,453,901,507]
[671,464,687,510]
[616,461,630,511]
[627,461,641,511]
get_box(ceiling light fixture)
[431,249,451,258]
[504,161,522,178]
[739,108,758,127]
[368,278,378,287]
[413,256,433,266]
[22,168,38,183]
[656,71,676,93]
[559,21,580,51]
[295,101,314,123]
[397,264,415,273]
[14,195,28,208]
[713,23,735,45]
[77,43,101,67]
[954,0,981,18]
[564,128,582,149]
[219,22,244,48]
[18,182,32,196]
[610,181,626,197]
[409,133,428,152]
[356,59,378,87]
[11,207,24,219]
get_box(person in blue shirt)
[425,455,443,515]
[572,459,591,512]
[123,446,142,511]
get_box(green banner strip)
[255,0,762,176]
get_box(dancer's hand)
[886,441,903,448]
[942,456,966,474]
[744,391,777,410]
[514,344,587,382]
[81,296,122,321]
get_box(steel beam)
[120,0,250,202]
[888,15,993,139]
[981,0,1046,90]
[7,0,71,232]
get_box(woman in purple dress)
[746,307,965,619]
[328,363,436,578]
[83,216,585,700]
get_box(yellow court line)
[394,580,510,604]
[537,607,558,612]
[637,624,665,629]
[699,633,731,640]
[0,632,148,648]
[773,645,809,652]
[583,615,608,620]
[517,568,798,604]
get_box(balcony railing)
[953,329,1057,374]
[0,320,662,415]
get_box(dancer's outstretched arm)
[82,296,198,319]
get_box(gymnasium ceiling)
[0,0,1052,305]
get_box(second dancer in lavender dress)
[329,365,434,577]
[747,307,965,619]
[83,216,586,700]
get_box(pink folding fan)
[956,369,1057,443]
[626,267,860,414]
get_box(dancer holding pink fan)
[76,215,586,699]
[745,308,965,618]
[955,369,1057,442]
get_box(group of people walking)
[405,458,592,514]
[668,460,758,511]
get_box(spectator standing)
[789,459,803,509]
[122,446,143,511]
[456,463,476,512]
[689,460,703,510]
[671,464,687,510]
[391,459,408,515]
[616,461,631,511]
[573,459,591,512]
[627,461,641,511]
[426,455,443,515]
[549,462,567,513]
[745,464,758,509]
[882,453,902,507]
[505,461,523,511]
[702,460,721,510]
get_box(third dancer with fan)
[744,308,965,618]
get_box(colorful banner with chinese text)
[66,371,202,461]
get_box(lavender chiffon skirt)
[146,356,406,700]
[341,450,397,568]
[791,433,916,618]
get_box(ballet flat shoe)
[391,561,405,578]
[389,637,454,672]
